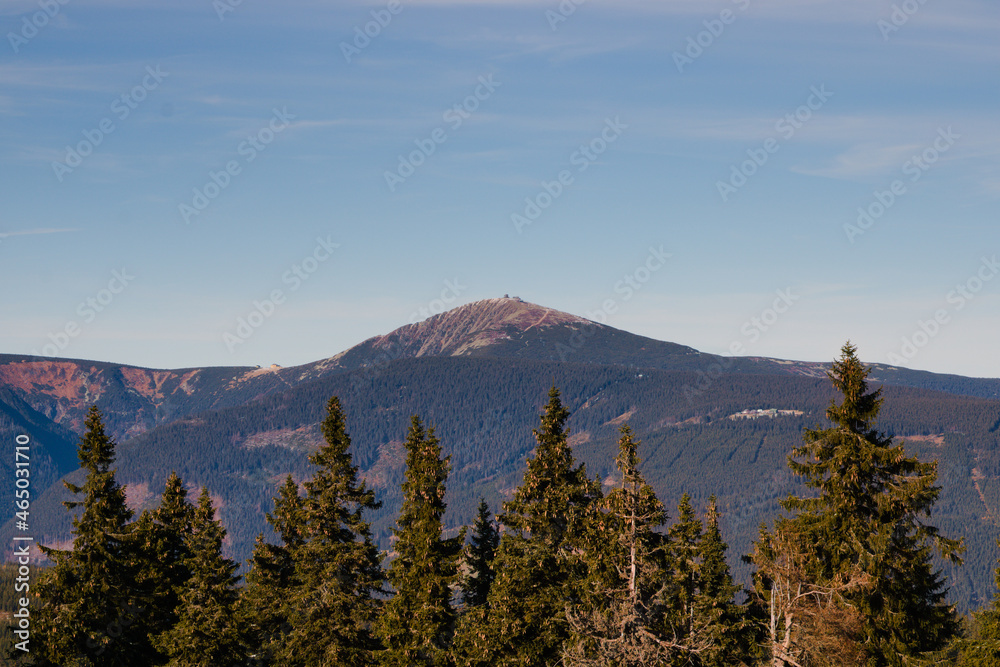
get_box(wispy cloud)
[792,142,925,180]
[0,227,80,239]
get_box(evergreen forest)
[6,343,1000,666]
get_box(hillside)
[4,297,1000,613]
[13,354,1000,612]
[3,298,997,449]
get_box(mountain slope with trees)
[15,347,1000,666]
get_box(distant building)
[728,408,803,420]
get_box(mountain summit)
[342,296,591,359]
[317,296,703,374]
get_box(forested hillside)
[11,348,1000,666]
[10,353,1000,614]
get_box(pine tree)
[117,471,198,666]
[460,498,499,609]
[377,416,465,666]
[564,425,674,666]
[695,497,750,667]
[472,387,602,667]
[668,491,703,656]
[275,396,385,667]
[153,488,244,666]
[241,475,305,665]
[759,342,963,665]
[962,535,1000,664]
[32,405,150,666]
[142,473,196,639]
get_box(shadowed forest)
[5,344,1000,666]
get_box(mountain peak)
[418,296,588,330]
[371,297,592,357]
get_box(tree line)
[11,343,1000,665]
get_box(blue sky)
[2,0,998,377]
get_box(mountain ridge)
[2,297,998,446]
[3,298,1000,612]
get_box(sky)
[2,0,998,377]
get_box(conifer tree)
[962,535,1000,665]
[32,405,150,666]
[668,492,704,652]
[756,342,962,665]
[377,416,465,666]
[460,498,499,608]
[748,518,868,667]
[275,396,385,667]
[119,471,197,666]
[141,472,196,640]
[695,497,750,667]
[565,425,673,666]
[472,387,602,667]
[154,488,245,666]
[657,493,751,666]
[241,475,305,665]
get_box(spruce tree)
[32,405,150,666]
[141,473,196,641]
[460,498,499,609]
[473,387,602,666]
[655,493,752,666]
[962,535,1000,664]
[377,416,465,666]
[668,491,703,654]
[564,425,673,666]
[765,342,963,665]
[695,497,750,667]
[118,471,197,666]
[154,488,245,666]
[275,396,385,667]
[241,475,305,665]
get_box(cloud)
[792,142,925,180]
[0,227,79,238]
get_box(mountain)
[3,297,996,447]
[4,297,1000,612]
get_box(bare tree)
[751,521,870,667]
